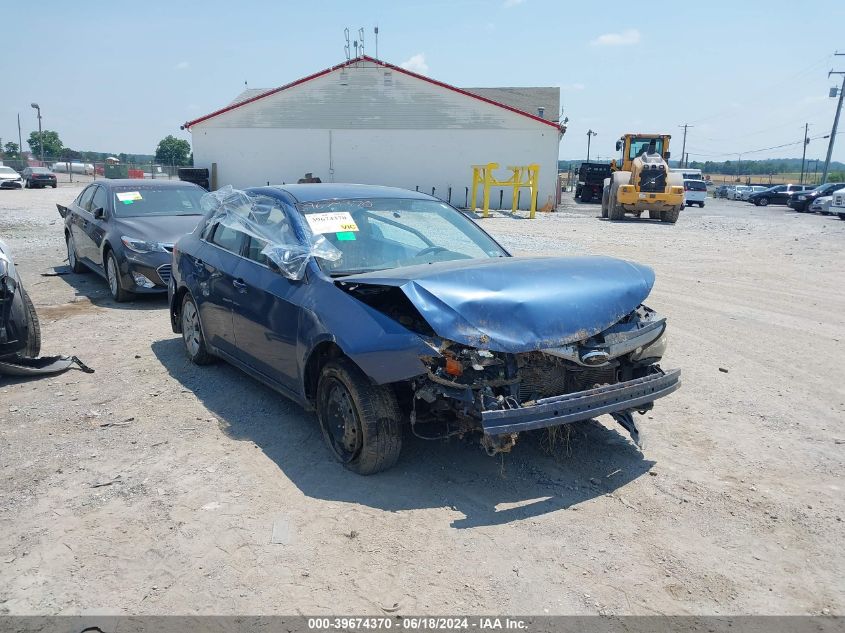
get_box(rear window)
[31,167,52,174]
[685,180,706,191]
[111,186,205,218]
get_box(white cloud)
[400,53,429,75]
[590,29,640,46]
[174,61,190,70]
[503,0,526,6]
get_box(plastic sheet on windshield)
[200,186,341,280]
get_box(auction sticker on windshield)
[305,212,359,234]
[116,191,143,202]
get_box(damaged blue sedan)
[169,184,680,474]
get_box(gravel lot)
[1,184,843,616]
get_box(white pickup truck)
[831,188,845,220]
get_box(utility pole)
[30,103,43,164]
[17,114,23,162]
[586,129,597,161]
[821,52,845,184]
[800,123,810,184]
[679,123,693,168]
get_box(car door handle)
[232,278,247,292]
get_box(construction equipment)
[600,134,685,223]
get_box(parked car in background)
[831,189,845,220]
[0,166,24,189]
[0,239,40,360]
[21,167,57,189]
[683,179,706,207]
[746,184,814,206]
[787,182,845,213]
[57,179,206,302]
[728,185,752,200]
[714,185,730,198]
[740,186,768,201]
[169,184,681,474]
[808,196,833,214]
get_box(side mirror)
[615,140,622,151]
[664,151,671,159]
[93,207,105,219]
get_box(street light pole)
[586,129,597,161]
[30,103,43,164]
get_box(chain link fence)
[0,157,186,186]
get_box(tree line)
[1,131,192,167]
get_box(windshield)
[0,167,17,176]
[628,137,665,160]
[297,198,508,275]
[112,186,205,217]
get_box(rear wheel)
[316,359,403,475]
[580,188,592,203]
[600,186,609,218]
[181,293,214,365]
[608,183,625,220]
[661,207,681,223]
[757,197,769,206]
[105,251,132,302]
[20,289,41,358]
[66,233,86,273]
[699,201,705,208]
[648,210,662,220]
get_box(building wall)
[190,62,561,209]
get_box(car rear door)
[230,213,303,391]
[70,186,96,266]
[193,223,245,357]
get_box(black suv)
[787,182,845,212]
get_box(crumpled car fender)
[297,279,433,388]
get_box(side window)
[90,186,109,213]
[210,223,243,254]
[245,236,269,265]
[77,186,95,211]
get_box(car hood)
[338,256,655,352]
[0,173,21,180]
[113,215,203,245]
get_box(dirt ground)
[0,183,843,616]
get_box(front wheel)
[699,202,705,208]
[105,251,132,302]
[757,197,769,207]
[580,189,592,203]
[51,184,57,189]
[661,207,681,223]
[316,359,403,475]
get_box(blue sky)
[3,0,845,163]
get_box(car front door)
[230,227,304,392]
[193,223,245,358]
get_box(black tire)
[600,186,609,218]
[580,188,592,203]
[51,184,57,189]
[180,293,214,365]
[574,185,582,199]
[66,232,86,273]
[699,201,705,208]
[648,210,662,220]
[20,289,41,358]
[838,214,845,221]
[608,183,625,220]
[661,207,681,223]
[758,197,769,207]
[105,250,132,302]
[316,358,403,475]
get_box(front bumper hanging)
[481,368,681,436]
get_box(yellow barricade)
[470,163,540,219]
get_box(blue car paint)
[170,184,656,410]
[338,256,655,353]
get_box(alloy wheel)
[182,300,201,357]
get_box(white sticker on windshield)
[116,191,143,202]
[305,211,359,234]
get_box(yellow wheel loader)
[600,134,685,223]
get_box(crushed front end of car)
[337,256,681,455]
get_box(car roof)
[89,179,203,190]
[255,183,436,204]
